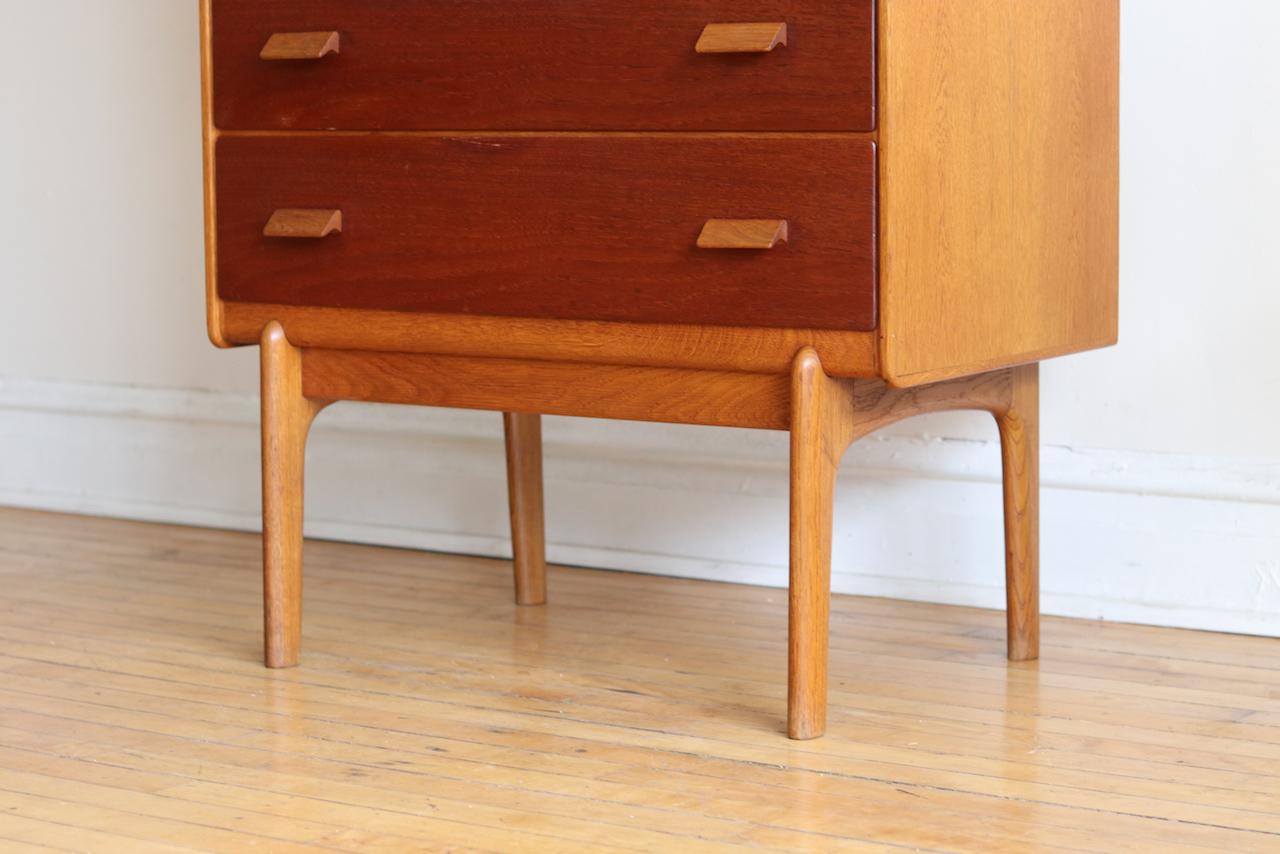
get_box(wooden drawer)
[210,0,875,131]
[214,137,877,331]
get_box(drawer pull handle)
[697,219,789,250]
[264,209,343,239]
[260,31,341,61]
[695,23,787,54]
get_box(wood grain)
[300,349,792,431]
[503,413,547,607]
[214,135,877,332]
[786,348,856,739]
[199,0,228,348]
[994,364,1040,661]
[217,302,881,379]
[259,322,328,668]
[262,209,342,239]
[211,0,874,131]
[259,31,340,61]
[695,23,788,54]
[291,344,1037,732]
[785,360,1041,738]
[4,508,1276,851]
[841,368,1041,666]
[878,0,1120,385]
[843,371,1015,444]
[697,219,789,250]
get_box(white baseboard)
[2,377,1277,636]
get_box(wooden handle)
[264,209,343,239]
[260,32,341,61]
[697,219,789,250]
[695,23,787,54]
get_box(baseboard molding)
[2,377,1277,636]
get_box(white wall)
[2,1,1278,635]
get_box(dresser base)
[258,321,1039,739]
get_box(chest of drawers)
[200,0,1118,739]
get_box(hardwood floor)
[0,508,1275,852]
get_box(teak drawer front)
[215,137,877,332]
[211,0,874,131]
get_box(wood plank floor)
[0,508,1276,852]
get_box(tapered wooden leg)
[260,322,327,668]
[994,364,1040,661]
[503,412,547,606]
[788,349,854,740]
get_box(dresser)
[200,0,1119,739]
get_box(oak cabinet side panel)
[879,0,1119,385]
